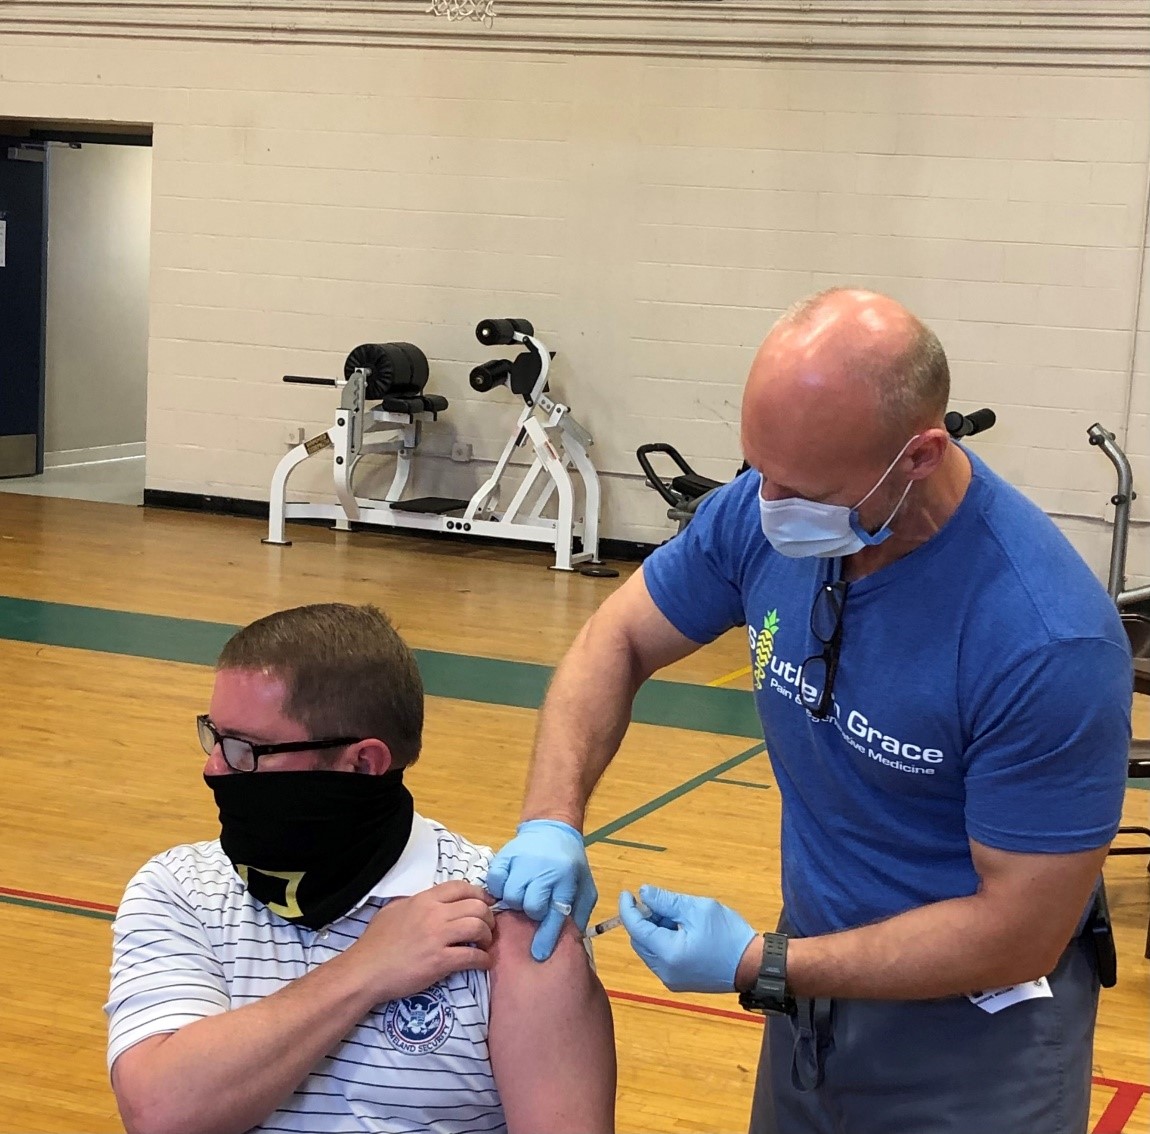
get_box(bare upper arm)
[112,1032,172,1084]
[581,567,701,683]
[111,1032,176,1131]
[488,911,616,1134]
[970,838,1107,968]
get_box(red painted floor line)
[1092,1080,1148,1134]
[606,987,759,1024]
[0,885,117,912]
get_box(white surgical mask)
[758,435,919,559]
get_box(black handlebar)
[283,375,338,386]
[636,443,695,508]
[945,407,996,439]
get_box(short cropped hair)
[780,288,950,435]
[217,603,423,768]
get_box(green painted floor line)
[0,594,235,667]
[599,837,666,852]
[584,742,767,846]
[0,595,763,740]
[714,777,773,790]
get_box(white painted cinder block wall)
[0,4,1146,587]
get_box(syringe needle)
[585,898,652,938]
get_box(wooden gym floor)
[0,491,1147,1134]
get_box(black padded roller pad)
[344,343,410,397]
[393,342,430,393]
[475,318,534,346]
[469,359,513,393]
[344,342,430,400]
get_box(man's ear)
[907,427,950,481]
[343,738,393,775]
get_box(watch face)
[738,989,767,1014]
[740,979,786,1012]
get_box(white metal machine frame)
[264,327,603,571]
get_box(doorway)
[0,122,152,506]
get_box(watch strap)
[738,931,797,1016]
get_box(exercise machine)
[1088,420,1150,719]
[635,446,745,534]
[1088,425,1150,917]
[1088,423,1150,616]
[637,407,998,534]
[264,319,611,573]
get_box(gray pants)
[749,925,1100,1134]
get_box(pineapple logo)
[751,609,780,691]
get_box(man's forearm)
[522,616,645,828]
[115,949,380,1134]
[736,892,1075,1002]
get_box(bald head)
[739,288,967,561]
[740,288,952,512]
[755,288,949,443]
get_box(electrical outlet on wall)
[450,441,473,463]
[285,425,306,448]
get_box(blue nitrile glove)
[619,884,757,993]
[486,820,598,962]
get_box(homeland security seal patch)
[384,988,455,1054]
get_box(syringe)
[585,897,652,938]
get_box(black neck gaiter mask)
[204,769,415,930]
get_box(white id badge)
[968,976,1052,1014]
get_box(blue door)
[0,142,47,477]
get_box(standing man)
[106,602,615,1134]
[486,289,1131,1133]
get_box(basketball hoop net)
[427,0,496,26]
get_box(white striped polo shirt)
[105,814,506,1134]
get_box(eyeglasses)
[196,715,362,773]
[797,578,849,720]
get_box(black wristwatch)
[738,932,797,1016]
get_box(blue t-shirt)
[643,448,1132,938]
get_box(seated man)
[105,602,615,1134]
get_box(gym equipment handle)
[636,443,696,508]
[945,407,996,439]
[1088,422,1135,602]
[283,375,338,386]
